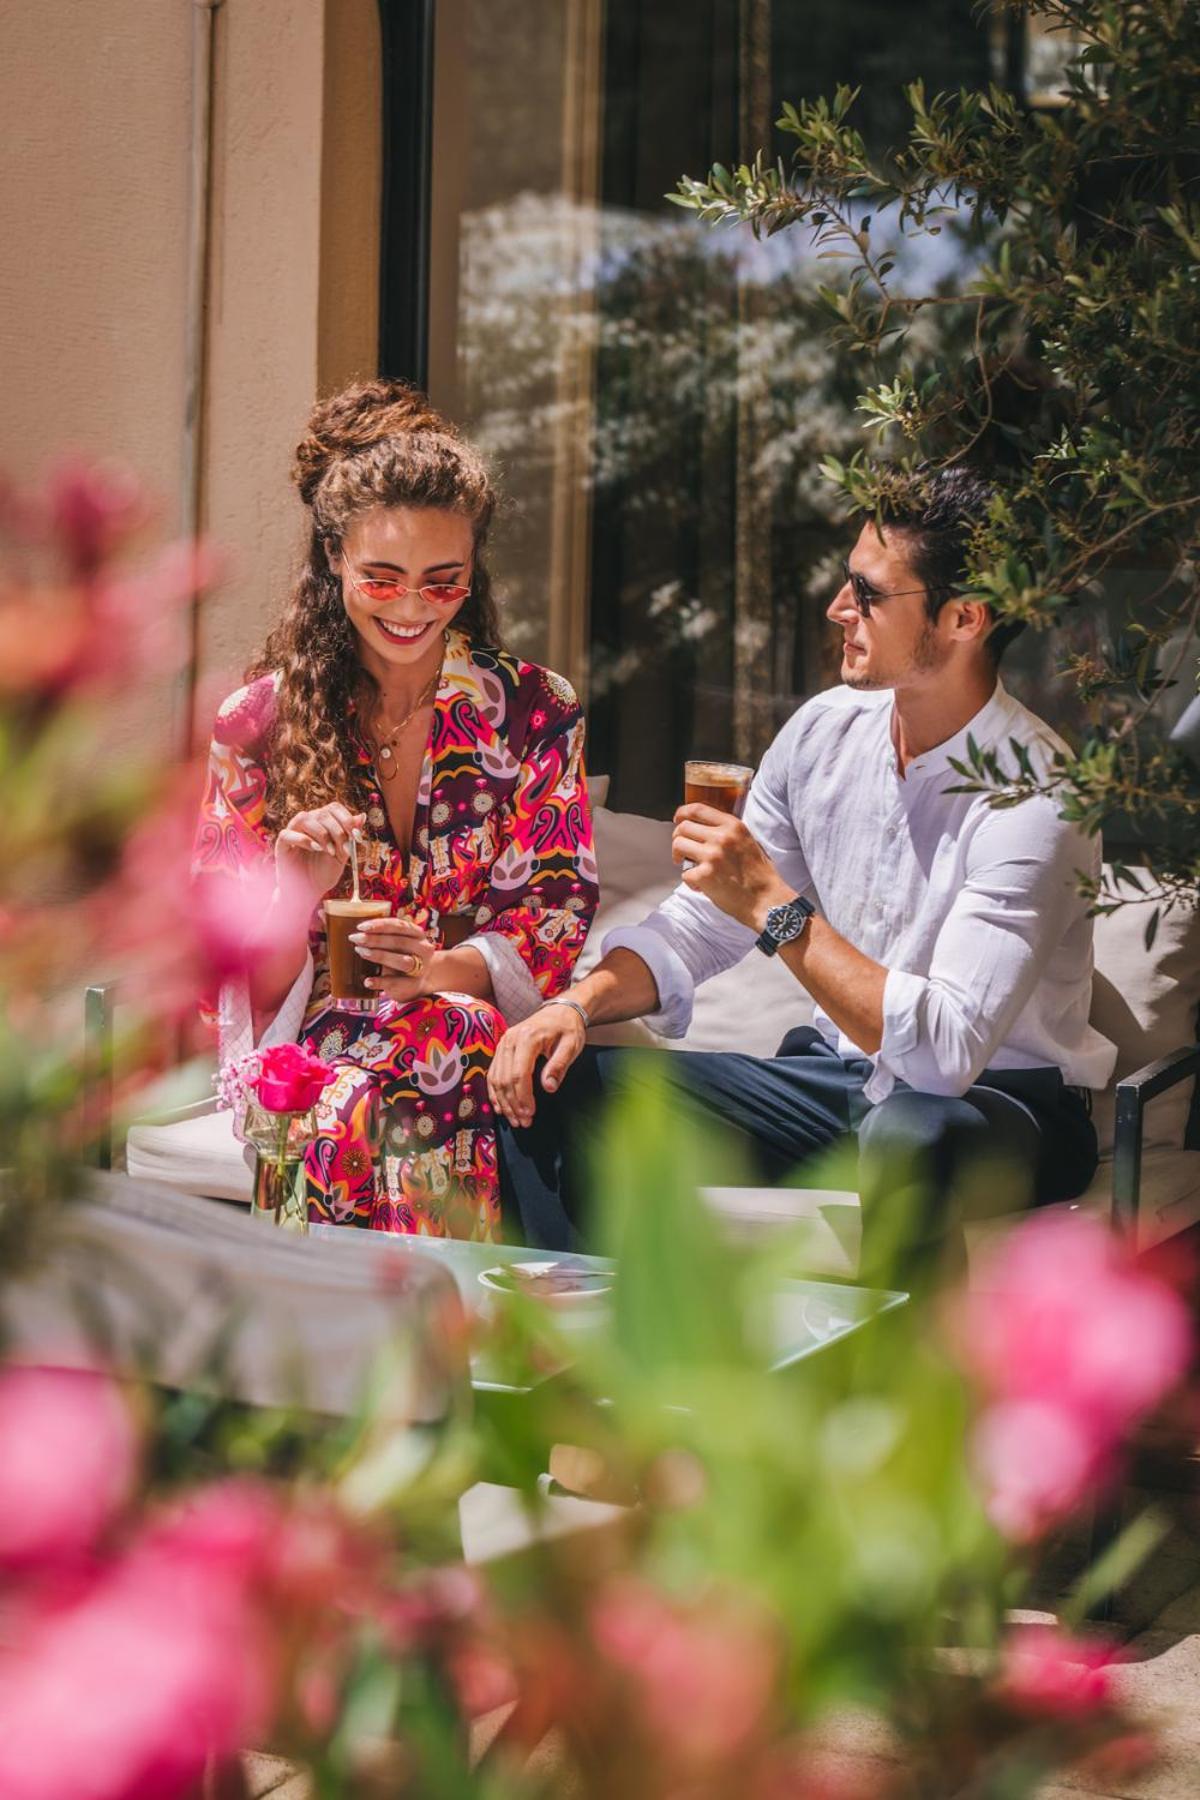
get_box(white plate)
[478,1260,612,1306]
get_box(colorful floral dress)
[192,629,598,1239]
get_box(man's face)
[827,522,946,691]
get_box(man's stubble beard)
[843,620,944,690]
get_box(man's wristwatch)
[754,893,815,957]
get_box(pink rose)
[997,1624,1122,1720]
[253,1041,334,1113]
[0,1367,139,1574]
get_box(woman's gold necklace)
[370,669,441,780]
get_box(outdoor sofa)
[110,800,1200,1273]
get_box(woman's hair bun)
[292,378,460,507]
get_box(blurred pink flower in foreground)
[591,1577,778,1769]
[42,458,150,576]
[0,1366,138,1574]
[0,1498,274,1800]
[971,1399,1106,1543]
[103,788,314,1025]
[953,1213,1192,1540]
[961,1213,1193,1436]
[0,1453,384,1800]
[0,462,216,701]
[997,1625,1122,1721]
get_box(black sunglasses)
[841,559,927,619]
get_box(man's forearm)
[744,879,886,1054]
[560,947,661,1025]
[779,918,886,1055]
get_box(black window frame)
[377,0,436,385]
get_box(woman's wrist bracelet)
[541,996,591,1033]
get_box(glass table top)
[310,1225,907,1395]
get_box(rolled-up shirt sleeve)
[601,718,815,1038]
[873,797,1096,1098]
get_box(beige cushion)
[1090,879,1200,1152]
[702,1146,1200,1275]
[126,1104,253,1204]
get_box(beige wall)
[0,1,192,750]
[0,0,381,751]
[198,0,382,730]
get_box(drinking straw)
[350,829,361,902]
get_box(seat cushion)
[1090,878,1200,1154]
[701,1146,1200,1273]
[126,1106,253,1204]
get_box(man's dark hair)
[877,464,1025,664]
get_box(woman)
[193,380,598,1239]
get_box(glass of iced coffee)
[684,760,754,818]
[324,897,392,1010]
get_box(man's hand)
[488,1002,587,1128]
[672,804,791,930]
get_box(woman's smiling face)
[336,505,474,675]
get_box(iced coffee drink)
[324,897,391,1007]
[683,760,753,818]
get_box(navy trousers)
[496,1028,1098,1283]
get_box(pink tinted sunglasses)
[350,571,472,606]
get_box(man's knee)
[858,1089,982,1166]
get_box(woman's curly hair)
[247,378,502,833]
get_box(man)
[488,467,1116,1278]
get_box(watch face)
[766,900,808,943]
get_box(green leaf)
[1061,1508,1172,1629]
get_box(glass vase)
[242,1101,318,1234]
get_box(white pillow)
[585,773,610,809]
[581,807,815,1059]
[1090,872,1200,1154]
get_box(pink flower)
[958,1214,1191,1441]
[952,1213,1192,1537]
[0,1523,274,1800]
[997,1624,1122,1721]
[971,1399,1106,1542]
[254,1041,334,1113]
[0,1367,139,1574]
[42,458,150,576]
[591,1579,777,1768]
[188,857,314,988]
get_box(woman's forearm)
[425,946,493,999]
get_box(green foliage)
[674,0,1200,902]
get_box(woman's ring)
[405,952,421,977]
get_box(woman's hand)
[488,1002,587,1128]
[353,915,439,1004]
[275,803,365,902]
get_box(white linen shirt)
[605,680,1117,1103]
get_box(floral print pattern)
[193,629,598,1238]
